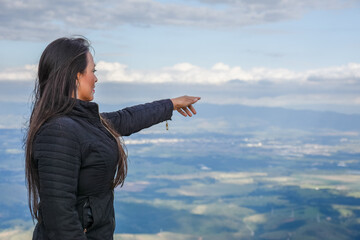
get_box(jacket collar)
[70,99,100,120]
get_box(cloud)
[117,181,150,192]
[125,138,185,145]
[85,61,360,85]
[215,94,360,108]
[4,61,360,86]
[0,0,356,40]
[5,148,23,154]
[150,171,266,181]
[113,232,198,240]
[306,63,360,83]
[1,61,360,114]
[0,65,37,81]
[0,115,28,129]
[0,227,33,240]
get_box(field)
[1,104,360,239]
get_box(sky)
[1,0,360,125]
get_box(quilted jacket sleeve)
[33,118,86,240]
[101,99,173,136]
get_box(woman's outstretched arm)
[101,96,200,136]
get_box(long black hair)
[25,37,127,221]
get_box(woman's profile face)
[77,52,97,101]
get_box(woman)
[25,37,200,240]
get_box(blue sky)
[0,0,360,126]
[90,7,360,71]
[1,1,359,70]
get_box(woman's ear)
[76,72,82,88]
[77,72,82,82]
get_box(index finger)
[191,97,201,104]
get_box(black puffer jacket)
[32,99,173,240]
